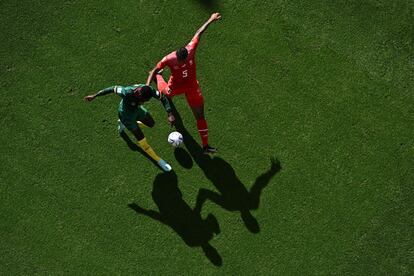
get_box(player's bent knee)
[131,128,145,141]
[144,117,155,128]
[191,107,205,119]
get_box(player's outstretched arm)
[84,86,116,102]
[150,87,176,125]
[147,56,168,85]
[127,203,163,222]
[146,68,159,86]
[159,94,175,126]
[192,12,221,41]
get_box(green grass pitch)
[1,0,413,274]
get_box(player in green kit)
[84,84,175,172]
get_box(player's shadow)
[174,147,194,169]
[171,102,282,233]
[128,171,222,266]
[191,0,221,13]
[120,131,140,151]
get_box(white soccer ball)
[168,131,183,147]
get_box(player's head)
[176,47,188,62]
[133,85,153,102]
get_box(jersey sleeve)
[95,86,116,97]
[150,87,172,113]
[156,56,168,70]
[187,35,200,50]
[115,86,127,98]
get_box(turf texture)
[1,0,413,274]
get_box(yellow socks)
[138,137,172,172]
[138,138,161,162]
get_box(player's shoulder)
[188,39,198,48]
[187,37,199,49]
[165,51,176,61]
[123,85,135,91]
[121,85,139,94]
[158,52,175,67]
[161,52,177,66]
[186,43,198,56]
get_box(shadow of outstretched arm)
[249,157,281,210]
[194,188,224,213]
[128,203,163,222]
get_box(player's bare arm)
[167,112,175,126]
[146,68,159,86]
[84,86,116,102]
[147,13,221,85]
[193,12,221,41]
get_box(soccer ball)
[168,131,183,147]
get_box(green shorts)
[118,106,149,131]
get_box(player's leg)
[191,104,208,145]
[119,114,146,141]
[156,72,186,98]
[135,108,171,171]
[186,86,217,154]
[137,106,155,128]
[118,113,140,150]
[139,115,155,128]
[130,128,172,172]
[155,71,170,95]
[129,126,145,141]
[118,119,126,133]
[121,112,171,172]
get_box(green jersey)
[93,84,172,131]
[115,84,171,114]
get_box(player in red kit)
[147,12,221,154]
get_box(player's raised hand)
[269,157,281,172]
[84,95,95,102]
[210,13,221,21]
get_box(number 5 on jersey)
[182,70,188,78]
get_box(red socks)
[156,73,209,147]
[197,118,208,147]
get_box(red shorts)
[160,81,204,108]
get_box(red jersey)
[156,36,200,89]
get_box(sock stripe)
[196,118,208,147]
